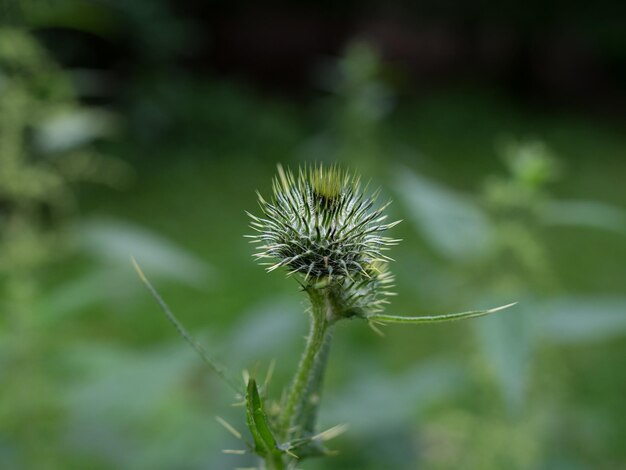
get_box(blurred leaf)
[320,359,463,435]
[74,217,211,287]
[35,109,118,154]
[541,199,626,235]
[65,343,195,423]
[41,218,214,321]
[40,269,126,321]
[133,258,241,393]
[474,300,535,413]
[227,297,302,365]
[540,297,626,344]
[62,343,235,469]
[394,166,494,261]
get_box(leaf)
[61,343,234,469]
[541,199,626,235]
[474,300,534,414]
[75,217,211,288]
[40,270,119,322]
[132,258,241,393]
[42,217,213,322]
[35,108,118,153]
[368,302,517,325]
[64,343,197,424]
[320,359,464,434]
[540,297,626,344]
[394,166,494,261]
[226,297,303,365]
[245,379,283,463]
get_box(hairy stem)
[300,331,332,436]
[279,288,332,441]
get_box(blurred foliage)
[302,42,394,174]
[0,27,211,469]
[0,27,122,468]
[395,136,626,469]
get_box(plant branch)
[368,302,517,325]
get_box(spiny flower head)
[248,164,400,299]
[330,261,397,318]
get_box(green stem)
[279,288,331,441]
[262,453,285,470]
[300,331,332,435]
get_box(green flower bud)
[248,164,400,319]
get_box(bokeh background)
[1,1,626,469]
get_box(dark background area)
[24,1,626,109]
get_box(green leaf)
[79,217,212,287]
[320,359,463,434]
[474,300,533,414]
[245,379,284,465]
[541,199,626,235]
[35,108,117,154]
[368,302,517,325]
[394,166,494,261]
[61,343,233,468]
[540,297,626,343]
[132,257,240,393]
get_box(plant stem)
[262,453,285,470]
[300,330,332,436]
[279,288,331,441]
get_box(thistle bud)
[248,164,400,320]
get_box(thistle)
[134,163,516,470]
[248,164,399,320]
